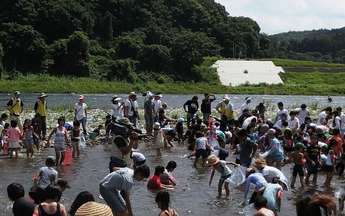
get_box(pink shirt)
[8,127,21,142]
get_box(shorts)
[71,141,80,148]
[25,138,34,146]
[9,141,20,149]
[307,162,318,175]
[271,154,285,163]
[293,164,304,177]
[195,149,207,159]
[220,173,232,182]
[167,129,177,137]
[136,159,146,166]
[324,165,334,173]
[99,184,125,213]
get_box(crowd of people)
[4,91,345,215]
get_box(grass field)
[1,59,345,95]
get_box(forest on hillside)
[268,27,345,64]
[0,0,270,83]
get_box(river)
[0,93,343,110]
[0,93,344,215]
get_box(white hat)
[154,94,162,98]
[147,92,154,97]
[153,122,161,130]
[223,95,230,101]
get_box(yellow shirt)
[36,100,47,117]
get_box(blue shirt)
[244,173,267,199]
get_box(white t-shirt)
[340,113,345,130]
[298,108,309,123]
[74,103,87,120]
[242,116,257,130]
[317,111,327,125]
[276,109,288,122]
[240,103,250,113]
[111,103,124,119]
[100,167,133,191]
[261,166,286,181]
[132,152,146,162]
[288,117,299,130]
[153,99,162,115]
[125,99,138,117]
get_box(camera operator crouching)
[107,117,146,162]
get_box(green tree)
[171,30,219,80]
[116,31,146,59]
[0,22,46,74]
[66,31,90,77]
[139,44,172,73]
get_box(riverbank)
[3,71,345,95]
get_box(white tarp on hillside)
[212,60,285,86]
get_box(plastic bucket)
[62,148,73,165]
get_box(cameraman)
[124,92,139,128]
[110,117,141,159]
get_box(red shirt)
[147,175,161,189]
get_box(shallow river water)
[1,93,345,215]
[0,142,344,216]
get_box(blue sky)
[215,0,345,35]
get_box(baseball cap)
[57,178,71,189]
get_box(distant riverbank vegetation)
[2,71,345,95]
[1,1,345,95]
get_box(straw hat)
[37,92,48,99]
[75,201,113,216]
[206,155,219,166]
[253,157,267,169]
[119,117,133,126]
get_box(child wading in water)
[324,139,337,186]
[71,120,81,158]
[289,143,305,188]
[22,119,39,158]
[155,191,179,216]
[207,154,239,198]
[193,131,210,168]
[7,120,21,158]
[47,117,71,166]
[153,122,165,156]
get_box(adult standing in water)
[201,93,216,124]
[124,92,139,128]
[34,93,48,140]
[215,95,235,132]
[183,95,199,128]
[7,91,24,132]
[74,95,88,136]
